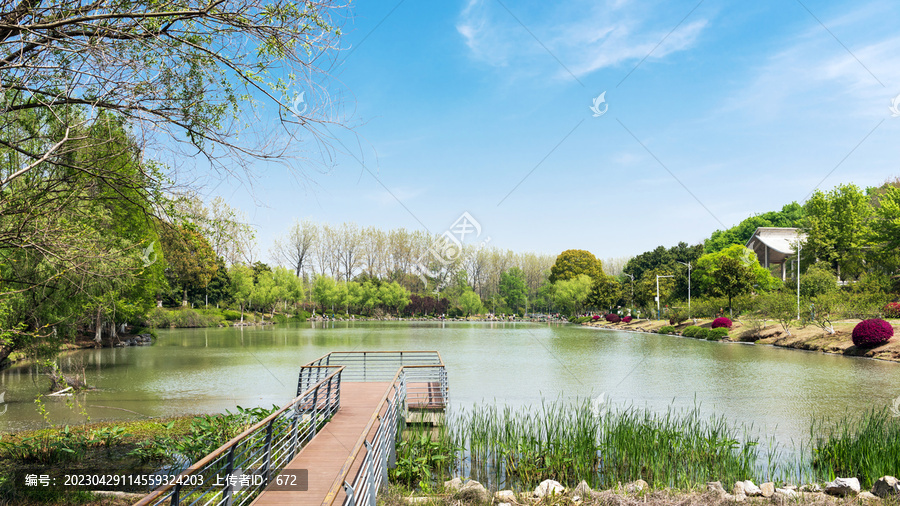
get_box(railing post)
[326,368,332,415]
[222,444,236,506]
[364,441,376,506]
[343,482,356,506]
[289,415,300,461]
[261,419,275,486]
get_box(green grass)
[443,399,762,491]
[808,407,900,489]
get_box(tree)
[758,291,797,336]
[799,263,838,299]
[551,274,593,316]
[159,223,219,306]
[712,256,755,316]
[228,264,253,322]
[272,219,318,277]
[803,184,872,280]
[869,185,900,279]
[588,275,622,312]
[704,203,804,253]
[459,290,482,318]
[498,267,527,314]
[0,0,350,188]
[549,250,603,283]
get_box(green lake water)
[1,322,898,452]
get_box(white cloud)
[455,0,708,79]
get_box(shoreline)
[580,318,900,364]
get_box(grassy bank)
[0,406,278,505]
[392,400,900,496]
[583,317,900,363]
[142,307,311,328]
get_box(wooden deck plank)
[251,382,393,506]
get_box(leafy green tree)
[549,250,603,283]
[459,290,482,317]
[758,291,797,336]
[379,282,411,314]
[802,184,872,280]
[588,275,622,312]
[159,223,219,306]
[498,267,527,314]
[799,263,838,299]
[695,245,777,314]
[551,274,593,316]
[228,264,254,322]
[869,185,900,279]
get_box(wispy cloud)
[456,0,708,79]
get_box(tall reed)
[808,406,900,489]
[446,399,761,490]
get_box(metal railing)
[305,351,449,506]
[302,351,448,412]
[134,366,344,506]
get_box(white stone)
[858,491,880,501]
[760,482,775,497]
[533,479,565,498]
[443,477,464,491]
[494,490,516,502]
[872,476,900,498]
[741,480,762,496]
[624,479,648,493]
[707,481,727,497]
[775,488,797,497]
[825,477,861,496]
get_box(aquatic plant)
[809,407,900,489]
[851,319,893,347]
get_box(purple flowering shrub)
[711,317,733,329]
[592,315,601,321]
[851,319,894,347]
[605,314,621,323]
[622,316,633,323]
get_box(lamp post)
[796,239,802,320]
[625,273,634,317]
[656,274,674,320]
[676,261,692,321]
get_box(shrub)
[884,302,900,318]
[707,327,729,340]
[682,326,702,338]
[222,310,242,321]
[851,319,894,347]
[604,314,621,323]
[658,325,676,335]
[622,316,633,323]
[668,308,689,326]
[711,317,733,329]
[592,315,601,321]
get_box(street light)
[656,274,674,320]
[795,239,802,320]
[624,273,635,317]
[676,261,692,321]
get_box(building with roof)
[745,227,806,281]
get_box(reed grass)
[808,407,900,489]
[444,399,760,490]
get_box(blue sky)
[203,0,900,262]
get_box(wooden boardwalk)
[251,382,392,506]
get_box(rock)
[533,479,565,498]
[573,480,592,497]
[740,480,762,496]
[775,488,797,498]
[624,479,648,493]
[760,482,775,497]
[872,476,900,498]
[858,491,880,501]
[724,493,746,502]
[456,480,490,503]
[494,490,516,503]
[443,477,464,492]
[733,481,745,496]
[707,481,727,497]
[825,477,861,496]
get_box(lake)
[1,321,899,453]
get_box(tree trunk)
[182,288,188,306]
[94,306,103,343]
[240,303,244,323]
[110,320,118,340]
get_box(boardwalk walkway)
[251,382,391,506]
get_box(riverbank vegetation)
[0,407,277,504]
[391,400,900,497]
